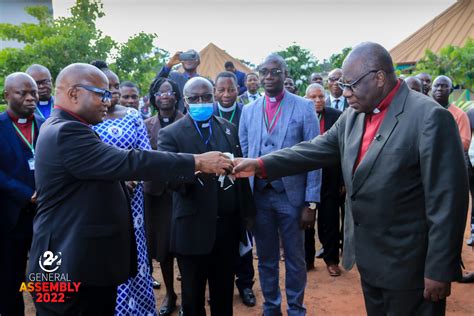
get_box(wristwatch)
[305,202,317,211]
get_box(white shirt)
[329,95,345,111]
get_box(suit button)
[271,143,275,146]
[264,142,268,147]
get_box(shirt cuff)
[257,158,267,179]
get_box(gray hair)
[306,83,325,95]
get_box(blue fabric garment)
[235,70,247,95]
[92,108,157,316]
[35,96,54,120]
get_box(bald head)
[328,68,343,98]
[416,72,432,95]
[183,77,214,98]
[405,76,422,93]
[4,72,38,118]
[432,75,453,107]
[55,63,110,125]
[26,64,52,101]
[343,42,395,75]
[260,53,287,72]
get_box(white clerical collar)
[17,118,28,124]
[39,100,49,105]
[372,108,381,114]
[218,102,236,112]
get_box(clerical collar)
[370,79,402,115]
[39,100,49,105]
[265,90,285,103]
[7,110,33,124]
[218,102,236,112]
[197,120,211,128]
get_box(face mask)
[188,103,214,121]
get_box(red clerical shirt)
[353,79,401,171]
[264,90,285,133]
[7,110,35,145]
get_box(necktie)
[334,99,340,110]
[250,95,257,101]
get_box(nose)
[342,86,352,98]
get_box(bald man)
[0,73,43,316]
[326,68,349,111]
[27,63,234,315]
[235,42,468,315]
[405,76,422,93]
[432,75,471,151]
[416,72,432,96]
[26,64,54,119]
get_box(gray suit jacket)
[261,82,468,289]
[239,92,321,206]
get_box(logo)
[225,128,231,135]
[39,251,62,273]
[108,126,123,137]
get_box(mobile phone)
[179,52,197,61]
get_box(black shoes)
[239,288,256,307]
[152,277,161,289]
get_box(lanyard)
[36,97,53,119]
[263,98,284,132]
[12,121,35,156]
[218,107,236,123]
[193,120,213,146]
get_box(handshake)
[193,151,262,178]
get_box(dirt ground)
[24,212,474,316]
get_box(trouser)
[361,279,446,316]
[0,209,34,316]
[235,231,255,291]
[177,216,239,316]
[253,188,306,316]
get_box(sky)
[52,0,457,65]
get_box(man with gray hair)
[304,83,343,276]
[239,54,320,316]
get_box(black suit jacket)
[262,82,468,289]
[28,109,195,287]
[0,112,44,232]
[158,115,255,255]
[325,96,349,111]
[320,107,343,199]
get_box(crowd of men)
[1,42,473,316]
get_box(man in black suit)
[28,63,234,315]
[325,68,349,111]
[0,73,43,316]
[158,77,255,316]
[234,42,468,315]
[304,83,343,276]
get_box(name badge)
[28,158,35,170]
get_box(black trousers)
[34,286,117,316]
[304,196,340,266]
[234,231,255,291]
[0,209,34,316]
[177,217,239,316]
[361,279,446,316]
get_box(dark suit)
[28,109,195,314]
[158,115,255,316]
[0,112,43,316]
[260,82,468,315]
[325,96,349,111]
[305,106,343,267]
[143,111,184,262]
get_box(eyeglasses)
[184,93,214,104]
[154,91,175,98]
[36,79,52,86]
[258,68,283,77]
[327,76,341,82]
[337,70,379,91]
[74,84,112,102]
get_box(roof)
[390,0,474,65]
[178,43,253,81]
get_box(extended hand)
[125,181,138,194]
[166,51,183,68]
[300,206,316,230]
[233,158,260,178]
[194,151,233,175]
[424,278,451,302]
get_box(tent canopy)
[390,0,474,65]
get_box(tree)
[110,32,168,93]
[276,43,320,94]
[328,47,352,69]
[415,38,474,93]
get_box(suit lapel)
[344,111,365,181]
[276,93,296,150]
[254,98,264,155]
[0,113,29,158]
[351,84,408,195]
[214,117,236,154]
[184,115,208,153]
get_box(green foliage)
[276,43,321,94]
[110,32,168,93]
[0,104,6,113]
[415,38,474,92]
[328,47,352,69]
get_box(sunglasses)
[154,91,175,98]
[258,68,283,77]
[337,70,379,91]
[74,84,112,102]
[184,93,214,104]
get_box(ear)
[68,87,79,104]
[3,90,9,102]
[376,71,386,88]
